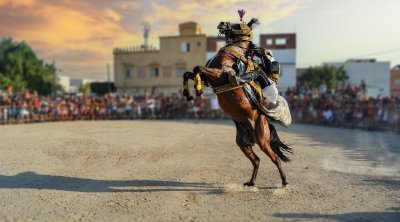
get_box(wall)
[326,60,391,97]
[114,34,207,95]
[391,66,400,97]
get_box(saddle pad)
[243,84,292,128]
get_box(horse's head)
[217,18,259,43]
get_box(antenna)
[142,21,151,50]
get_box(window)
[126,68,135,78]
[176,67,186,77]
[150,67,159,77]
[275,38,287,45]
[181,42,190,52]
[266,38,273,45]
[395,79,400,85]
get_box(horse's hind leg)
[254,115,288,187]
[234,121,259,187]
[239,146,260,187]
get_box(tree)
[79,83,91,94]
[0,37,61,95]
[298,65,349,89]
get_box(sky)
[0,0,399,80]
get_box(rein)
[212,84,244,94]
[182,43,257,99]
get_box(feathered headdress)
[238,9,245,22]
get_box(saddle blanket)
[243,83,292,127]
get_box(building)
[114,22,297,95]
[114,22,207,95]
[325,59,391,97]
[391,65,400,97]
[69,78,96,93]
[260,33,297,90]
[206,36,225,61]
[57,75,70,92]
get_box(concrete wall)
[391,65,400,97]
[58,75,70,92]
[260,33,297,90]
[271,49,296,90]
[278,64,296,90]
[326,60,391,97]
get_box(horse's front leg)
[193,66,223,78]
[182,72,195,101]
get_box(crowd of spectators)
[0,91,223,124]
[284,82,400,132]
[1,82,399,132]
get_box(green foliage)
[298,65,349,89]
[0,37,61,95]
[79,82,91,94]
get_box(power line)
[351,47,400,58]
[327,47,400,62]
[297,47,400,67]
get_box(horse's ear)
[247,18,260,29]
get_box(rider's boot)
[262,81,278,105]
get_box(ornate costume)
[216,10,281,104]
[184,10,292,127]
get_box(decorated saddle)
[213,45,292,127]
[243,83,292,128]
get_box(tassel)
[238,9,245,22]
[194,73,203,97]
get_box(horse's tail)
[269,123,293,162]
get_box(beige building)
[113,22,207,95]
[391,65,400,97]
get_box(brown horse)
[182,41,292,187]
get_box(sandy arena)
[0,120,399,221]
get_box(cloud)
[0,0,36,8]
[0,0,302,80]
[0,0,144,79]
[144,0,302,43]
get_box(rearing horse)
[182,40,292,187]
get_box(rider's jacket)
[219,42,280,86]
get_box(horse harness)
[212,45,265,105]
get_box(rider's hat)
[217,9,259,42]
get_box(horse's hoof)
[282,182,288,188]
[244,182,255,187]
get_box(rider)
[217,12,280,105]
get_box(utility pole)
[107,63,111,93]
[142,21,151,50]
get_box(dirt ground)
[0,120,399,222]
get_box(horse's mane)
[247,18,260,29]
